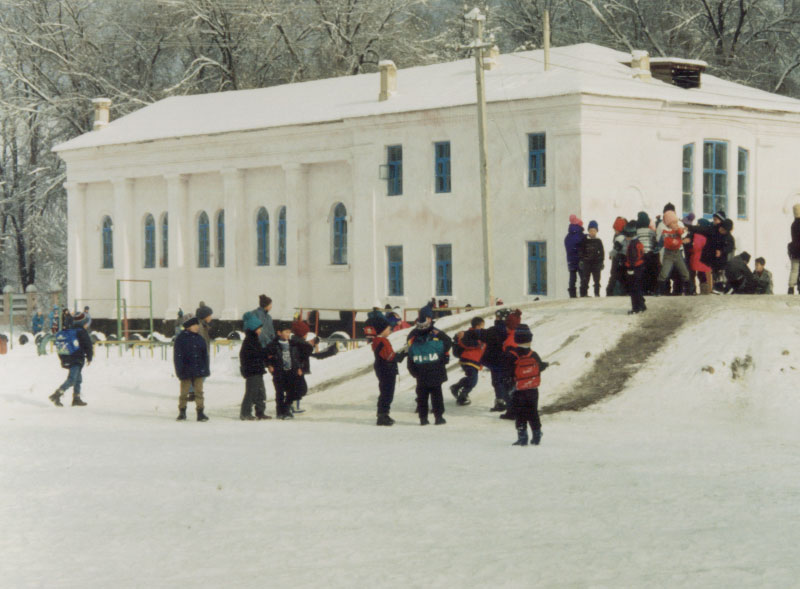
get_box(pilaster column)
[112,178,135,307]
[283,163,308,311]
[65,182,87,310]
[349,147,378,308]
[221,168,244,319]
[165,174,190,317]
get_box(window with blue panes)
[738,148,748,219]
[435,244,452,296]
[528,133,546,187]
[703,141,727,217]
[527,241,547,295]
[102,216,113,269]
[144,214,156,268]
[682,144,694,215]
[160,213,168,268]
[434,142,451,193]
[198,211,210,268]
[332,203,347,265]
[256,207,269,266]
[216,210,225,267]
[277,207,287,266]
[387,246,403,296]
[387,145,403,196]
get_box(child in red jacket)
[450,317,486,406]
[623,221,646,314]
[365,315,407,426]
[501,324,548,446]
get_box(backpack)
[408,331,445,365]
[54,329,80,356]
[626,238,643,267]
[510,348,540,390]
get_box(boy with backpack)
[450,317,486,406]
[502,324,548,446]
[49,312,93,407]
[406,314,452,425]
[239,311,271,420]
[365,314,407,426]
[623,220,647,314]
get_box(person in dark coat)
[406,315,452,425]
[31,310,45,334]
[501,324,549,446]
[788,204,800,294]
[239,311,270,420]
[462,308,515,412]
[564,214,585,298]
[689,216,734,289]
[48,312,93,407]
[724,252,757,294]
[753,257,773,295]
[365,314,407,426]
[606,216,628,296]
[173,315,211,422]
[254,295,276,348]
[578,220,605,297]
[265,321,308,419]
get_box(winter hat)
[182,315,199,329]
[713,210,727,222]
[273,320,292,333]
[291,319,310,338]
[722,218,734,232]
[569,214,583,227]
[514,324,533,344]
[636,211,650,229]
[613,216,627,233]
[623,221,638,237]
[740,251,751,264]
[682,212,696,225]
[366,314,391,336]
[663,202,676,213]
[242,311,262,332]
[698,218,712,228]
[794,204,800,219]
[495,308,512,321]
[588,220,598,231]
[196,304,213,321]
[258,294,272,308]
[418,301,434,322]
[755,256,765,266]
[663,210,678,226]
[505,309,523,332]
[72,312,89,328]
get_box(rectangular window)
[528,133,546,187]
[703,140,727,217]
[387,246,404,296]
[434,142,451,193]
[435,244,452,296]
[387,145,403,196]
[527,241,547,295]
[682,144,694,215]
[738,148,748,219]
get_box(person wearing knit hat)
[501,323,549,446]
[173,314,211,422]
[606,217,629,296]
[723,251,757,294]
[657,210,691,295]
[663,202,676,213]
[712,210,727,224]
[194,303,213,350]
[406,314,452,426]
[368,314,408,426]
[564,214,586,298]
[239,311,270,420]
[48,309,94,408]
[686,214,735,287]
[634,212,658,295]
[253,295,276,349]
[788,204,800,293]
[623,221,647,314]
[579,220,605,297]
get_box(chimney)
[483,45,500,71]
[92,97,111,131]
[379,61,397,102]
[630,50,651,81]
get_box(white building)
[54,44,800,320]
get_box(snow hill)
[2,296,800,587]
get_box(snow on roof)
[53,43,800,153]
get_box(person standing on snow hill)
[606,216,628,296]
[239,311,271,421]
[174,315,210,422]
[501,324,548,446]
[787,204,800,294]
[364,314,407,426]
[656,210,691,295]
[450,316,486,407]
[578,220,604,297]
[687,214,734,291]
[406,314,452,426]
[753,257,773,295]
[623,221,646,315]
[635,211,658,295]
[564,214,585,298]
[49,312,93,408]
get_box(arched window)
[144,214,156,268]
[102,216,113,269]
[332,203,347,265]
[160,213,168,268]
[216,210,225,267]
[257,207,270,266]
[198,211,210,268]
[277,206,287,266]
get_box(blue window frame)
[160,213,168,268]
[682,144,694,216]
[102,216,113,269]
[435,244,452,296]
[332,203,347,265]
[257,207,270,266]
[198,211,210,268]
[703,141,727,217]
[738,148,748,219]
[387,246,403,296]
[387,145,403,196]
[528,133,546,187]
[527,241,547,295]
[434,141,451,193]
[144,214,155,268]
[277,207,287,266]
[216,210,225,267]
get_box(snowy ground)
[2,296,800,588]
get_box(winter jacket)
[265,336,311,375]
[690,233,711,273]
[564,224,585,271]
[406,327,452,387]
[500,347,549,391]
[579,235,605,266]
[173,330,210,380]
[454,328,486,370]
[725,255,757,294]
[372,336,405,377]
[754,269,773,295]
[690,223,733,271]
[58,327,94,368]
[635,227,657,254]
[239,330,267,378]
[624,238,645,268]
[463,320,508,367]
[32,313,44,334]
[660,225,685,252]
[789,218,800,260]
[254,307,276,348]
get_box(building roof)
[54,43,800,153]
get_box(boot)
[449,383,461,399]
[790,287,795,295]
[240,414,255,421]
[434,416,446,425]
[71,394,87,407]
[197,408,209,422]
[490,399,506,412]
[176,408,187,421]
[376,413,395,426]
[420,416,429,426]
[594,285,601,297]
[456,393,471,406]
[255,411,272,420]
[532,429,543,446]
[512,426,529,446]
[49,390,64,407]
[567,288,577,299]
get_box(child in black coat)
[501,324,549,446]
[265,321,308,419]
[406,315,452,425]
[239,311,270,420]
[365,314,407,426]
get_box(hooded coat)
[564,224,585,271]
[789,204,800,260]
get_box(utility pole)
[463,7,495,307]
[544,9,551,71]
